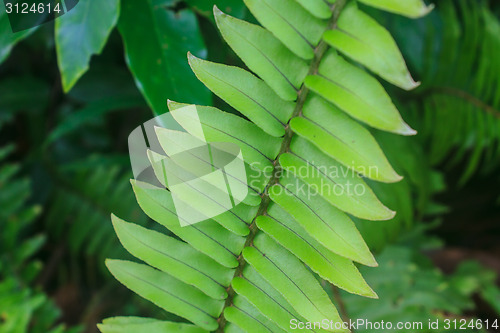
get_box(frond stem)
[420,86,500,119]
[331,284,351,329]
[216,1,348,331]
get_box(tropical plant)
[98,0,435,332]
[342,230,500,333]
[0,31,154,327]
[394,0,500,185]
[45,165,150,272]
[0,144,78,333]
[354,131,445,253]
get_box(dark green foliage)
[0,145,78,333]
[342,236,500,333]
[46,166,148,268]
[394,0,500,185]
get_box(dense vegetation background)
[0,0,499,332]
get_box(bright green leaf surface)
[210,204,256,237]
[259,205,377,297]
[106,260,222,331]
[232,266,319,332]
[323,3,419,90]
[188,55,294,137]
[243,0,326,59]
[215,6,308,101]
[168,101,281,166]
[305,50,416,135]
[269,172,379,265]
[112,215,233,299]
[291,94,402,182]
[284,137,395,221]
[358,0,434,18]
[243,234,346,331]
[131,180,244,268]
[98,317,207,333]
[294,0,332,19]
[224,296,286,332]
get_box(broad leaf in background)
[118,0,211,116]
[0,7,37,64]
[184,0,246,19]
[55,0,121,92]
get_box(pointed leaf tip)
[111,214,128,231]
[424,4,436,16]
[369,290,379,299]
[400,123,418,136]
[105,258,119,271]
[378,207,397,221]
[187,52,202,68]
[213,5,224,17]
[167,99,183,110]
[401,75,421,91]
[111,213,119,226]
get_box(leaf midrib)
[216,1,348,331]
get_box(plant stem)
[418,86,500,119]
[216,1,348,331]
[331,284,352,330]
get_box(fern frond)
[101,0,429,332]
[402,0,500,185]
[0,145,42,279]
[46,166,148,267]
[0,145,77,333]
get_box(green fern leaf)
[103,0,429,331]
[323,3,419,90]
[242,233,346,329]
[305,50,416,135]
[107,259,224,331]
[294,0,331,20]
[357,0,434,19]
[112,215,233,300]
[290,95,402,183]
[98,317,206,333]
